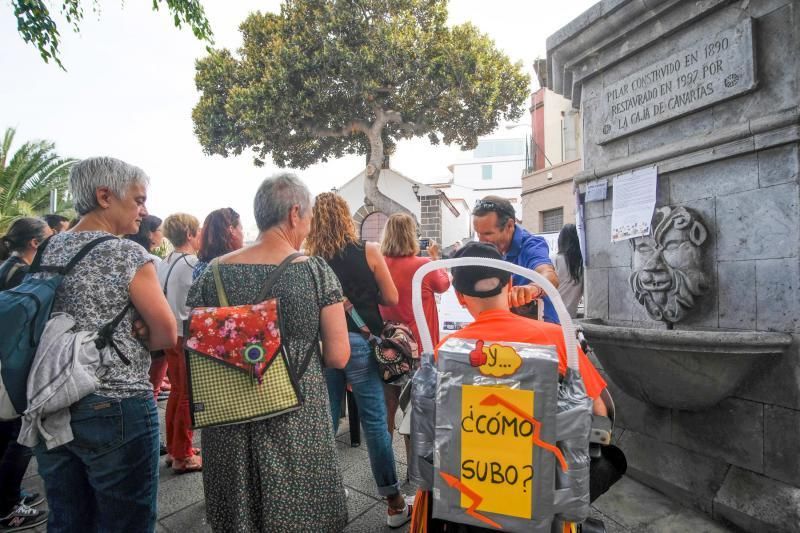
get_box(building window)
[481,165,493,180]
[541,208,563,233]
[360,211,388,242]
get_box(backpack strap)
[162,252,189,297]
[257,252,303,302]
[30,235,118,275]
[94,302,133,366]
[343,298,380,345]
[294,260,323,381]
[210,258,229,307]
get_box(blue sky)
[0,0,597,233]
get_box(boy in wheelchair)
[410,242,625,532]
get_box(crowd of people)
[0,156,615,533]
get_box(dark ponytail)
[0,217,50,261]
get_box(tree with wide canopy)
[193,0,529,215]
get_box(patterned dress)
[186,257,348,532]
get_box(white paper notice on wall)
[610,167,657,242]
[585,179,608,202]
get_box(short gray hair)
[254,173,311,231]
[70,157,150,215]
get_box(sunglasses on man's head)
[473,201,515,219]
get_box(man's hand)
[508,284,544,308]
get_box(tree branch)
[308,120,370,138]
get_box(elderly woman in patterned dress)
[32,157,177,532]
[187,173,350,532]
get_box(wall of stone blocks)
[585,142,800,527]
[418,195,442,245]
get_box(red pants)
[165,338,195,460]
[148,356,168,397]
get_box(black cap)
[452,242,511,297]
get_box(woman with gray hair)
[31,156,176,532]
[187,173,350,532]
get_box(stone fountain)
[545,1,800,530]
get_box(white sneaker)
[386,496,413,528]
[0,503,48,531]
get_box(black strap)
[294,260,322,381]
[30,235,117,275]
[95,302,133,366]
[162,252,189,297]
[256,252,303,302]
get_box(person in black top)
[306,193,414,528]
[0,216,52,530]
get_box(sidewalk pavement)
[19,399,736,532]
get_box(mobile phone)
[419,238,430,250]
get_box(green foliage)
[192,0,529,170]
[0,128,76,232]
[12,0,213,69]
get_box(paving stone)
[344,484,382,524]
[158,501,211,533]
[157,469,205,518]
[713,466,800,533]
[671,398,764,474]
[758,144,799,188]
[591,476,683,530]
[589,506,630,533]
[763,405,800,487]
[717,261,757,329]
[716,183,799,262]
[344,500,410,533]
[642,508,735,532]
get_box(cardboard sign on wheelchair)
[432,337,564,532]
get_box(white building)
[335,166,468,249]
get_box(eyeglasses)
[473,200,515,219]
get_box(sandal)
[172,455,203,474]
[165,448,200,468]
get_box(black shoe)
[0,503,48,531]
[159,442,168,456]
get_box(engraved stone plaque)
[597,19,756,144]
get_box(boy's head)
[452,242,511,314]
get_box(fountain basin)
[577,319,792,411]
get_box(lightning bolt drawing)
[480,393,568,472]
[439,471,503,529]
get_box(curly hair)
[198,207,241,262]
[305,193,358,260]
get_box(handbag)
[343,300,418,383]
[184,252,318,428]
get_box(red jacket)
[380,255,450,348]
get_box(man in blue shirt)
[472,196,560,323]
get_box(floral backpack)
[184,253,317,428]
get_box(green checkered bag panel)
[187,349,301,428]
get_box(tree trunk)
[363,128,414,218]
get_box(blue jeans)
[34,392,159,533]
[325,333,400,497]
